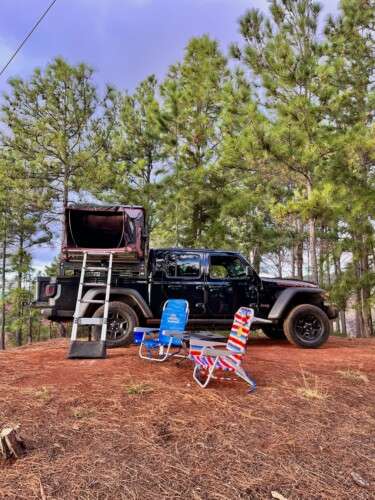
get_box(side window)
[210,255,247,279]
[152,256,165,279]
[166,253,201,278]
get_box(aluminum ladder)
[67,251,114,359]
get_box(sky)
[0,0,339,270]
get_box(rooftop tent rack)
[62,205,146,263]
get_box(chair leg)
[156,338,174,362]
[235,367,257,392]
[192,359,218,388]
[138,333,150,360]
[139,336,173,362]
[159,338,187,361]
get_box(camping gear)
[133,329,225,346]
[133,329,145,345]
[137,299,189,362]
[62,205,146,263]
[189,307,256,391]
[67,252,113,359]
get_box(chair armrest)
[190,337,227,350]
[189,337,227,348]
[134,327,159,333]
[201,347,232,357]
[162,330,186,339]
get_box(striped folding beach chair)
[189,307,256,392]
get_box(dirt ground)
[0,336,374,500]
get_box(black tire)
[92,301,138,348]
[284,304,331,348]
[262,325,286,340]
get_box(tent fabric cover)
[62,205,145,259]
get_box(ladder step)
[85,251,114,256]
[77,317,105,326]
[79,299,105,304]
[83,282,107,287]
[85,267,109,272]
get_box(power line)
[0,0,58,78]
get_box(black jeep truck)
[34,205,338,348]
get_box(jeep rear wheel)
[92,301,138,348]
[284,304,331,348]
[262,325,286,340]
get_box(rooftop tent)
[62,205,146,261]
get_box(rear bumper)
[40,308,74,321]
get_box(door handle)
[195,285,204,290]
[208,286,232,292]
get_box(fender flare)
[79,288,153,319]
[268,287,324,320]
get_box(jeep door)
[206,253,259,316]
[163,251,205,317]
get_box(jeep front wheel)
[284,304,331,348]
[92,301,138,348]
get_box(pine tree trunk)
[360,287,373,338]
[277,249,283,277]
[0,234,6,350]
[59,323,66,338]
[306,181,318,284]
[339,310,347,336]
[60,166,69,261]
[191,204,201,246]
[334,317,340,333]
[174,148,180,247]
[252,246,261,274]
[333,255,349,336]
[359,239,373,337]
[27,312,33,344]
[355,289,363,338]
[308,218,318,283]
[326,252,331,287]
[15,235,24,347]
[319,237,325,287]
[307,240,310,279]
[296,218,303,279]
[291,245,296,277]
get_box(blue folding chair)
[137,299,189,362]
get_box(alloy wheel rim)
[295,313,323,342]
[107,311,129,340]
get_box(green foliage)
[155,36,234,247]
[1,58,112,243]
[92,75,164,231]
[43,257,60,277]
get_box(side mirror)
[246,266,252,277]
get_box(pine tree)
[94,76,163,234]
[322,0,375,336]
[157,36,230,247]
[1,58,110,254]
[232,0,330,283]
[0,149,51,346]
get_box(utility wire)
[0,0,58,78]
